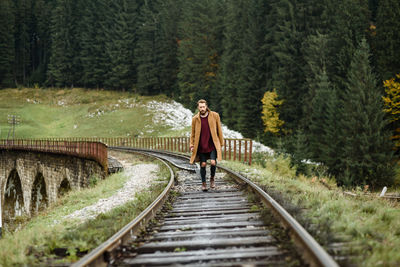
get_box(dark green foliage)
[78,0,108,88]
[135,0,162,94]
[264,0,305,133]
[337,39,394,187]
[218,0,246,129]
[301,33,330,128]
[218,0,266,137]
[328,0,370,90]
[307,70,332,161]
[103,0,138,90]
[135,0,180,95]
[375,0,400,80]
[235,0,267,138]
[0,0,15,87]
[47,0,82,87]
[177,0,224,111]
[0,0,396,187]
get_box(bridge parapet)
[0,140,108,173]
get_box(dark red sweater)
[198,115,215,153]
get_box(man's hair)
[197,99,207,106]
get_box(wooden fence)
[0,137,253,165]
[0,139,108,172]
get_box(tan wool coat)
[190,109,224,164]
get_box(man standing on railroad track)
[190,99,224,191]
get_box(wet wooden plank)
[137,236,275,253]
[158,220,265,231]
[167,209,253,217]
[124,246,281,265]
[162,214,260,225]
[170,206,251,213]
[151,228,270,240]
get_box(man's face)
[198,103,207,114]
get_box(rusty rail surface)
[22,137,253,165]
[0,139,108,172]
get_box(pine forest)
[1,0,400,187]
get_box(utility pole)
[7,115,20,139]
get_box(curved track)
[72,148,338,267]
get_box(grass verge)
[221,154,400,267]
[0,154,170,266]
[0,87,186,138]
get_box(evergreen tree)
[264,0,305,134]
[156,0,181,97]
[337,39,394,187]
[375,0,400,80]
[47,0,82,87]
[307,70,331,161]
[13,0,33,85]
[79,0,108,88]
[328,0,370,90]
[301,32,330,128]
[31,0,54,85]
[135,0,162,94]
[218,0,246,129]
[0,0,15,87]
[320,86,341,176]
[177,0,224,111]
[236,0,267,138]
[103,0,137,90]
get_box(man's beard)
[200,110,207,115]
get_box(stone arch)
[58,177,71,197]
[4,169,24,222]
[30,173,48,215]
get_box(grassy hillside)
[0,88,191,139]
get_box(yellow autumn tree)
[382,74,400,149]
[261,89,284,134]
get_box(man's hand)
[190,146,194,152]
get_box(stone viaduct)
[0,150,105,224]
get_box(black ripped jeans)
[199,149,217,183]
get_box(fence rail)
[0,139,108,172]
[1,137,253,165]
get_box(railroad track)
[72,148,338,267]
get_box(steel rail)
[71,152,175,267]
[218,165,339,267]
[112,148,339,267]
[72,148,338,267]
[110,147,194,171]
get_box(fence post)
[249,140,252,165]
[244,140,248,163]
[223,139,227,160]
[233,140,236,161]
[229,139,232,160]
[239,140,241,162]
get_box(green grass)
[221,154,400,267]
[0,87,187,138]
[0,153,170,266]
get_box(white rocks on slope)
[146,100,274,154]
[63,162,159,223]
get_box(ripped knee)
[210,160,216,166]
[201,162,207,167]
